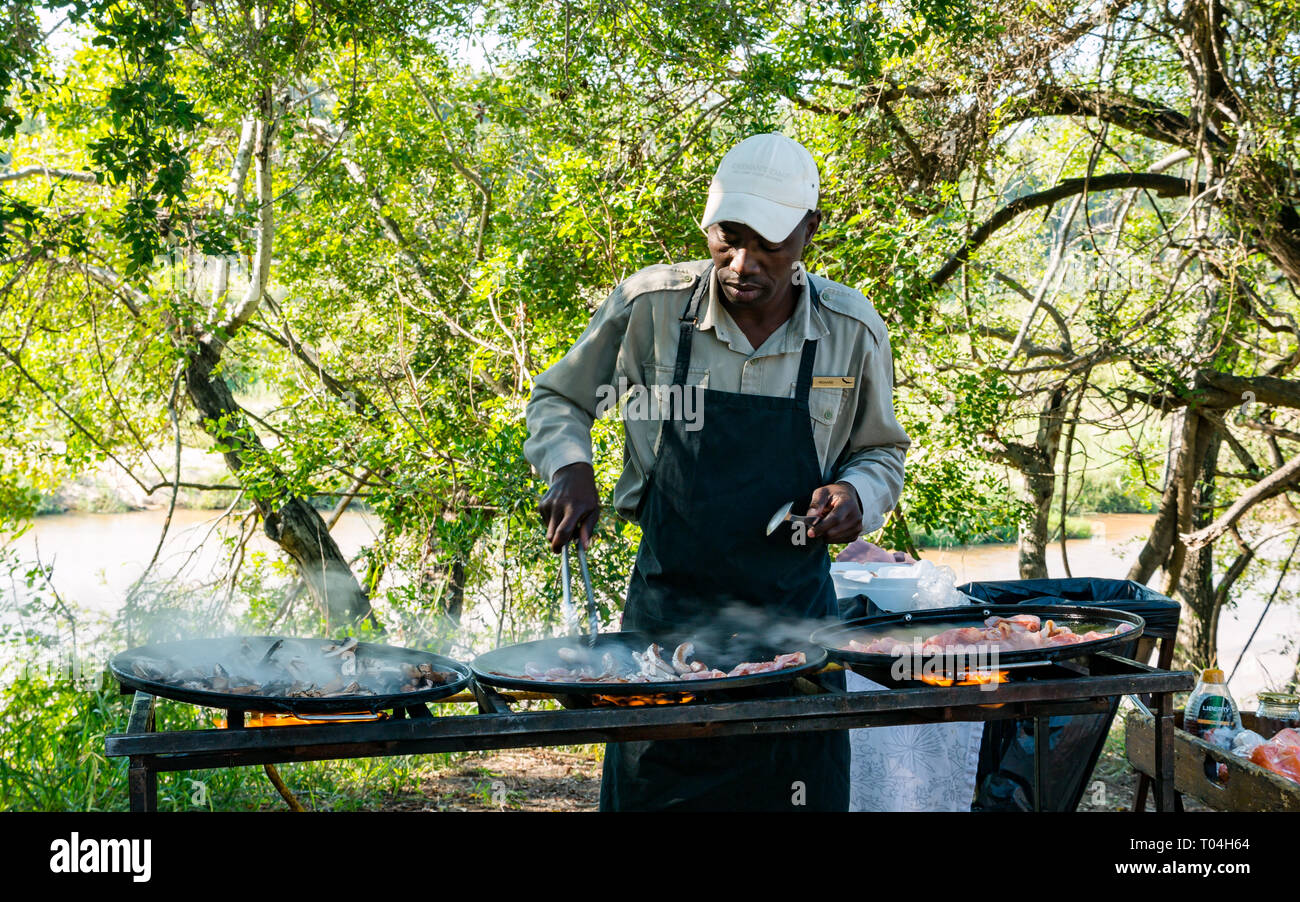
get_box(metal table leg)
[126,692,158,813]
[1033,715,1046,812]
[473,681,513,715]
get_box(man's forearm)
[524,385,596,484]
[523,284,632,483]
[834,446,906,533]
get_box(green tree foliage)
[1,0,1298,671]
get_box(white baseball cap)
[700,133,820,244]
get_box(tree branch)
[243,320,383,421]
[208,116,258,316]
[1183,453,1300,548]
[0,166,98,184]
[45,254,147,316]
[931,173,1206,288]
[303,116,515,360]
[998,85,1231,153]
[976,325,1069,358]
[214,99,276,341]
[1198,370,1300,410]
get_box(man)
[524,133,911,811]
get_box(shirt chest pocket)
[644,364,709,456]
[648,364,710,389]
[799,384,849,426]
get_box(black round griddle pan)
[110,635,473,715]
[472,631,827,708]
[811,604,1144,672]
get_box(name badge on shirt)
[812,376,855,388]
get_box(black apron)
[599,264,850,812]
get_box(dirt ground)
[383,747,603,812]
[1076,726,1209,812]
[379,720,1213,812]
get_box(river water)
[8,508,381,615]
[7,510,1298,705]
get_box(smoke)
[120,635,438,698]
[619,600,843,662]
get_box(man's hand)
[538,461,600,552]
[805,482,863,543]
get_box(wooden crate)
[1126,708,1300,812]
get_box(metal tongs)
[560,539,601,647]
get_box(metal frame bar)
[126,690,157,813]
[107,653,1191,812]
[1130,630,1182,812]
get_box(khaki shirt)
[524,259,910,530]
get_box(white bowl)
[846,578,922,613]
[862,580,922,612]
[831,562,919,597]
[831,566,878,599]
[830,561,896,574]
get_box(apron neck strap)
[672,264,712,385]
[672,263,821,394]
[795,337,818,402]
[680,263,712,324]
[795,273,821,403]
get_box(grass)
[0,671,476,812]
[468,773,527,809]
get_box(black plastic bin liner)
[837,593,890,621]
[956,578,1181,812]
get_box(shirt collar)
[698,265,829,356]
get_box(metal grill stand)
[107,651,1190,812]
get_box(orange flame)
[592,693,696,707]
[919,670,1010,687]
[214,711,385,728]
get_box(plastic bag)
[1250,729,1300,784]
[1202,725,1242,752]
[1230,730,1266,759]
[1274,727,1300,748]
[911,559,963,609]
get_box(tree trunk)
[263,498,371,629]
[419,524,467,630]
[184,338,372,628]
[1174,417,1222,667]
[1017,386,1068,579]
[1127,409,1193,584]
[1019,464,1055,579]
[182,100,371,630]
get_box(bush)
[912,515,1094,549]
[1069,474,1158,514]
[0,668,467,811]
